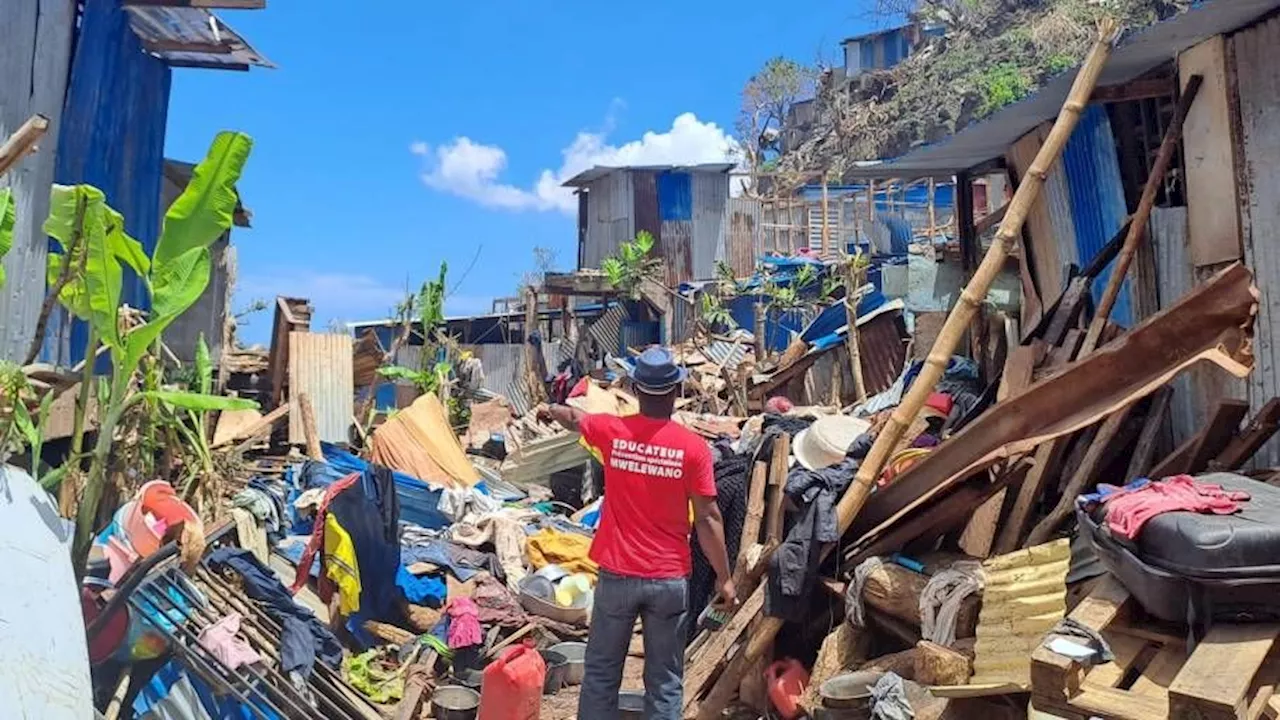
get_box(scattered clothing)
[396,565,446,607]
[401,535,501,583]
[845,556,885,628]
[230,507,269,565]
[1082,474,1250,540]
[291,473,360,595]
[870,672,914,720]
[450,512,529,589]
[472,574,529,628]
[526,528,599,581]
[1049,617,1114,664]
[324,512,363,615]
[438,486,503,524]
[920,561,982,647]
[768,452,863,622]
[232,484,281,537]
[688,452,749,642]
[197,613,262,671]
[446,597,483,648]
[207,548,342,678]
[325,470,402,623]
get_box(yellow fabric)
[525,528,598,580]
[324,513,362,616]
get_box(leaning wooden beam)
[1124,385,1174,479]
[0,115,50,176]
[1214,397,1280,470]
[1081,74,1203,352]
[216,404,289,450]
[1150,398,1250,478]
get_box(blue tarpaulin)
[318,443,458,530]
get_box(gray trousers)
[577,570,689,719]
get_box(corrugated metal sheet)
[621,321,660,354]
[1,0,75,362]
[1063,105,1133,325]
[1152,207,1201,447]
[705,340,749,369]
[857,310,910,395]
[587,304,626,354]
[50,0,172,365]
[470,341,568,417]
[721,198,761,278]
[581,170,634,270]
[288,332,354,445]
[971,539,1070,687]
[1233,15,1280,467]
[124,5,272,70]
[692,172,728,279]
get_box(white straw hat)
[792,415,872,471]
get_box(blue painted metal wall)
[656,172,692,221]
[1062,105,1132,325]
[51,0,172,364]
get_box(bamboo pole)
[709,26,1123,693]
[0,114,49,176]
[927,178,937,239]
[1081,74,1203,353]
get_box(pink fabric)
[198,613,262,670]
[1106,474,1250,540]
[446,597,483,648]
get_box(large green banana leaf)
[0,188,13,287]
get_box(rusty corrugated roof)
[969,539,1070,688]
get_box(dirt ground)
[540,655,645,720]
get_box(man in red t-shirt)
[542,346,735,719]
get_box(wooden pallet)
[1031,576,1280,719]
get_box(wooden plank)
[1215,398,1280,470]
[1043,276,1091,347]
[682,586,765,711]
[765,434,789,544]
[1151,398,1250,478]
[1126,386,1174,480]
[1169,624,1280,720]
[860,561,979,637]
[735,462,768,578]
[1074,682,1169,719]
[1179,35,1242,267]
[1088,632,1152,688]
[221,404,288,451]
[268,297,311,408]
[1130,643,1188,698]
[298,393,324,461]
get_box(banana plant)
[602,230,661,299]
[43,131,256,574]
[0,188,14,287]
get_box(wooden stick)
[848,21,1120,534]
[842,259,869,402]
[1081,74,1202,352]
[821,179,830,255]
[298,392,324,460]
[927,177,937,239]
[1215,398,1280,470]
[766,434,789,544]
[1125,385,1173,479]
[736,462,768,577]
[0,115,50,176]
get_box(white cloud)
[412,111,740,215]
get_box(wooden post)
[868,179,876,225]
[523,286,547,404]
[843,258,869,402]
[0,114,50,176]
[821,179,830,256]
[927,177,937,239]
[297,392,324,460]
[1082,75,1203,353]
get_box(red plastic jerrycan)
[477,643,546,720]
[765,658,810,720]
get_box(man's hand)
[535,404,553,424]
[712,576,738,612]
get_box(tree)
[601,231,662,300]
[517,245,559,293]
[736,57,817,186]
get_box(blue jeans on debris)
[578,570,689,719]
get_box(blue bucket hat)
[629,346,688,394]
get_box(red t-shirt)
[579,413,716,579]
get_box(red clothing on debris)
[578,413,715,579]
[1105,474,1250,540]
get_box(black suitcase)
[1078,472,1280,624]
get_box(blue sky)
[163,1,890,345]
